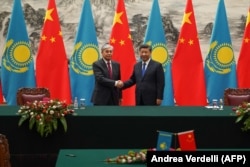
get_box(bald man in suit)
[91,43,122,105]
[122,44,165,105]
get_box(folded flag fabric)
[36,0,71,104]
[109,0,136,105]
[69,0,100,106]
[177,130,196,151]
[204,0,237,102]
[237,7,250,88]
[1,0,36,105]
[156,131,173,151]
[144,0,174,106]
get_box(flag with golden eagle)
[204,0,237,102]
[36,0,71,104]
[144,0,174,106]
[172,0,207,106]
[237,7,250,88]
[156,131,173,151]
[69,0,100,106]
[1,0,35,105]
[109,0,136,105]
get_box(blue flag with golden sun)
[69,0,100,106]
[1,0,35,105]
[156,131,173,151]
[144,0,174,106]
[204,0,237,103]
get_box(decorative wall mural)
[0,0,248,63]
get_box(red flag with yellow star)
[109,0,136,105]
[177,130,196,151]
[237,8,250,87]
[36,0,71,104]
[172,0,207,106]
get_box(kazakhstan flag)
[144,0,174,106]
[69,0,100,106]
[204,0,237,103]
[1,0,35,105]
[156,131,173,151]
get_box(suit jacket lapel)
[101,59,110,77]
[111,61,115,79]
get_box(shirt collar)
[103,58,111,64]
[142,59,151,65]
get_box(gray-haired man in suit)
[121,44,165,105]
[91,43,123,105]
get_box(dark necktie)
[107,61,112,78]
[142,62,146,76]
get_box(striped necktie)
[107,61,112,78]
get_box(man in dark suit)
[91,43,122,105]
[122,44,165,105]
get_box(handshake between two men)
[116,80,124,88]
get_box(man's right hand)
[116,80,124,88]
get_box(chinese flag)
[172,0,207,106]
[109,0,136,106]
[237,8,250,87]
[0,82,3,103]
[177,130,196,151]
[36,0,71,104]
